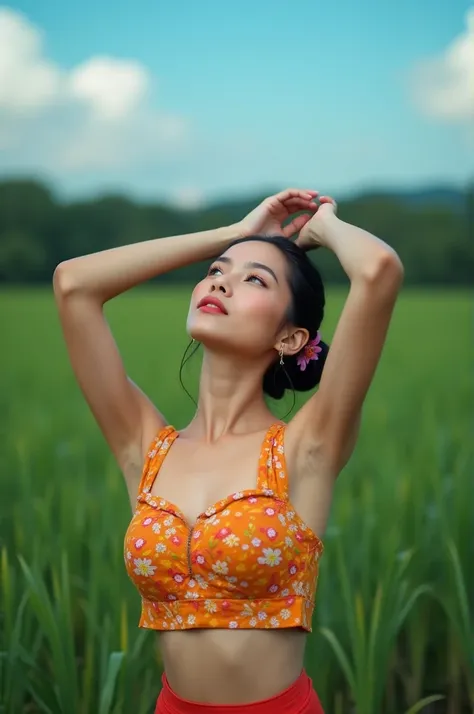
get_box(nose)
[210,273,231,295]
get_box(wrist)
[312,212,340,248]
[193,224,240,261]
[219,223,244,249]
[228,221,247,241]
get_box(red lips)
[197,296,228,314]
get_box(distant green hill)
[0,178,472,285]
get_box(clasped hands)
[235,188,337,250]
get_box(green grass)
[0,287,472,714]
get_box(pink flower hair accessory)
[296,331,322,371]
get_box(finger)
[281,213,312,237]
[283,198,318,212]
[275,188,319,202]
[294,235,311,251]
[319,195,337,207]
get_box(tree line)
[0,178,472,286]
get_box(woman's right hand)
[295,196,338,251]
[235,188,319,239]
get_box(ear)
[275,327,309,359]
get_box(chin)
[187,319,257,358]
[188,321,236,352]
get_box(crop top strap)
[137,425,178,496]
[257,422,289,499]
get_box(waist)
[139,595,314,632]
[159,628,306,704]
[156,668,324,714]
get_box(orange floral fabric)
[124,423,324,632]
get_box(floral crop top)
[124,423,324,632]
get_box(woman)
[53,188,403,713]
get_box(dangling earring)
[279,344,284,366]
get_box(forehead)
[222,240,288,276]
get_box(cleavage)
[149,431,266,525]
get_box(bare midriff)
[159,627,307,704]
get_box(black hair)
[229,235,329,400]
[179,234,329,405]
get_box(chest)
[126,493,318,594]
[147,434,269,526]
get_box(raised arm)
[53,188,318,496]
[290,198,404,475]
[53,225,235,494]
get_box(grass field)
[1,287,472,714]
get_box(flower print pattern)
[124,423,324,632]
[212,561,229,575]
[133,558,156,577]
[257,548,282,567]
[266,528,278,541]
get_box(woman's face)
[187,241,294,359]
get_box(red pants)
[155,670,324,713]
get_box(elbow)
[380,250,404,291]
[363,250,404,291]
[53,260,80,299]
[53,260,104,305]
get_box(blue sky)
[1,0,472,205]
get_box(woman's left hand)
[235,188,319,239]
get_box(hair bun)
[263,340,329,400]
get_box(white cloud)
[410,8,474,124]
[68,57,149,121]
[0,7,189,172]
[0,8,61,110]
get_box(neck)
[188,349,275,442]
